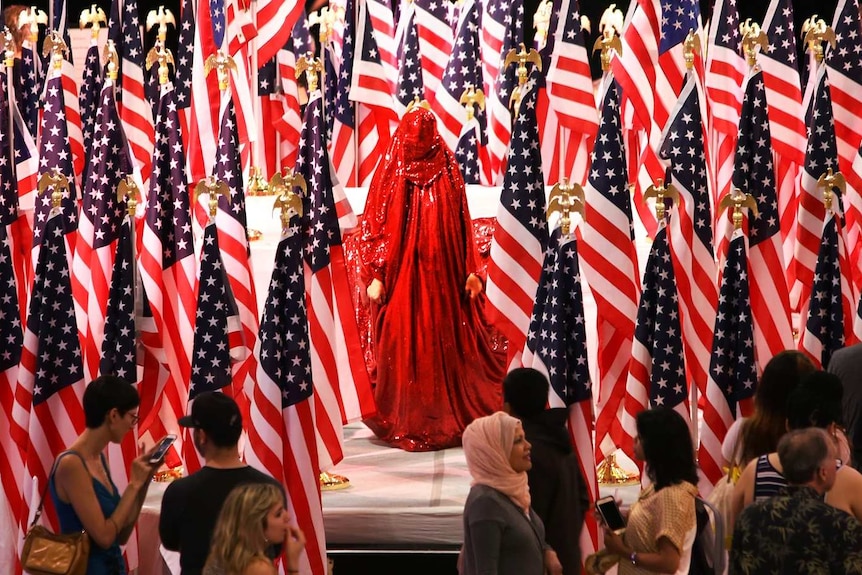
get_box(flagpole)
[248,0,269,195]
[3,30,16,184]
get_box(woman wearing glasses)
[49,375,164,575]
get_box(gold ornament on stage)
[319,471,351,491]
[547,177,586,236]
[719,188,758,231]
[593,4,624,71]
[153,466,184,482]
[272,171,305,230]
[597,453,640,486]
[204,51,237,91]
[42,30,69,70]
[195,176,230,220]
[683,31,701,71]
[644,178,680,224]
[247,166,270,197]
[79,5,107,40]
[503,44,542,117]
[38,169,70,210]
[18,8,47,43]
[739,19,768,69]
[145,41,174,85]
[309,6,345,45]
[459,84,485,121]
[801,16,835,63]
[146,6,176,42]
[104,39,119,81]
[818,168,845,213]
[405,96,431,113]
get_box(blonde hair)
[204,483,283,575]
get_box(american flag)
[175,0,195,113]
[826,0,862,293]
[701,231,757,485]
[481,0,523,184]
[412,0,454,103]
[138,81,196,474]
[71,80,133,385]
[794,68,841,325]
[78,41,103,182]
[256,0,304,65]
[366,0,399,94]
[760,0,806,297]
[485,69,548,366]
[732,70,794,365]
[13,207,86,534]
[455,117,486,184]
[430,0,483,152]
[704,0,744,259]
[613,0,701,239]
[395,13,425,115]
[521,227,599,564]
[350,0,397,184]
[542,0,597,186]
[799,211,856,368]
[658,74,719,480]
[622,225,690,447]
[247,217,327,575]
[331,0,357,187]
[185,217,245,470]
[34,73,79,252]
[578,77,639,461]
[296,90,375,468]
[16,42,40,139]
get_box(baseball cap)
[178,392,243,446]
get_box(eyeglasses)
[127,412,140,425]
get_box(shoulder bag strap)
[29,450,84,528]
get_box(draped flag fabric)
[14,208,86,535]
[394,13,425,116]
[248,218,327,575]
[732,70,794,366]
[701,231,757,484]
[78,41,103,182]
[521,227,599,565]
[331,0,358,187]
[297,90,375,469]
[17,41,40,140]
[51,0,85,191]
[486,70,548,367]
[412,0,454,103]
[659,73,719,480]
[578,77,639,461]
[256,0,304,65]
[366,0,399,94]
[760,0,806,295]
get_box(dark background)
[7,0,838,78]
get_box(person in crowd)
[828,342,862,470]
[732,371,862,523]
[460,411,563,575]
[359,105,504,452]
[601,408,699,575]
[159,392,286,575]
[503,367,589,575]
[729,428,862,574]
[721,350,816,469]
[50,375,163,575]
[203,483,306,575]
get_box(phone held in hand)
[149,434,177,464]
[595,495,626,534]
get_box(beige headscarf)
[462,411,531,514]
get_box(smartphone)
[148,434,177,464]
[595,495,626,533]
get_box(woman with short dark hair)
[50,375,163,575]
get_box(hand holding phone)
[148,434,177,464]
[595,495,626,533]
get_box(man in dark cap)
[159,392,283,575]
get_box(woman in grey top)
[460,412,563,575]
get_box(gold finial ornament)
[117,176,140,216]
[204,51,237,91]
[247,166,270,197]
[459,84,486,121]
[644,178,680,224]
[533,0,553,50]
[309,6,344,45]
[801,16,836,63]
[271,171,306,229]
[719,188,759,230]
[38,169,70,210]
[79,5,107,40]
[42,30,69,69]
[503,44,542,116]
[319,471,350,491]
[406,96,431,112]
[295,52,323,92]
[739,19,768,68]
[597,453,640,486]
[593,4,624,71]
[19,8,47,43]
[547,177,586,236]
[194,176,230,220]
[145,40,175,85]
[817,168,846,213]
[683,31,701,70]
[2,28,15,68]
[104,39,119,81]
[146,6,176,42]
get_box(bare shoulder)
[54,452,89,485]
[243,559,277,575]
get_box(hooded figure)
[359,107,505,451]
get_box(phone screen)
[149,435,177,464]
[596,498,626,531]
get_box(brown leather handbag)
[21,452,90,575]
